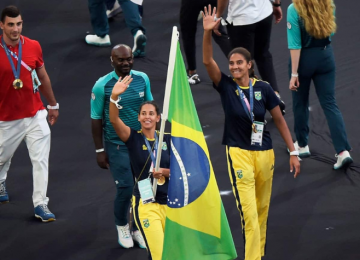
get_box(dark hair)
[249,60,258,79]
[138,101,160,115]
[228,47,258,78]
[228,47,251,63]
[1,6,21,23]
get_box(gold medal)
[157,176,166,186]
[13,79,23,90]
[252,123,257,133]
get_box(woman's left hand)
[112,75,133,96]
[153,168,164,179]
[289,76,300,91]
[290,156,300,178]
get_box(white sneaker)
[116,224,134,248]
[85,34,111,46]
[132,230,146,249]
[290,141,311,158]
[132,30,146,57]
[106,1,122,18]
[334,151,353,170]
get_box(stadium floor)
[1,0,359,259]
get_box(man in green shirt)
[91,44,152,248]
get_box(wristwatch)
[272,1,281,7]
[47,103,59,110]
[289,150,299,156]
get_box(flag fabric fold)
[161,42,237,260]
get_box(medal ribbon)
[1,37,23,80]
[237,79,254,124]
[143,132,159,170]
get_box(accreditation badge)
[138,178,155,204]
[251,121,264,146]
[31,70,41,93]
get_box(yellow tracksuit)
[226,146,275,260]
[133,196,167,260]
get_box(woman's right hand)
[202,5,221,32]
[112,75,133,96]
[289,76,300,91]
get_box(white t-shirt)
[226,0,273,26]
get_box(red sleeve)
[35,41,44,68]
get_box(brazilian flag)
[161,42,237,260]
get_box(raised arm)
[202,5,222,86]
[109,75,133,143]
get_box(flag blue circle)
[167,137,210,208]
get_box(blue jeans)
[105,142,137,229]
[88,0,146,37]
[289,45,351,154]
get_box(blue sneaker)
[34,204,56,222]
[0,181,9,204]
[132,30,146,58]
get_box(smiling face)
[138,104,160,131]
[0,15,23,43]
[228,53,252,81]
[111,45,134,76]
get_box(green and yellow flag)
[161,42,237,260]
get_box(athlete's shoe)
[132,230,146,249]
[132,30,146,58]
[107,1,122,18]
[85,34,111,47]
[289,141,311,158]
[334,151,353,170]
[0,181,9,204]
[117,224,134,248]
[275,92,286,115]
[34,204,56,222]
[188,73,201,85]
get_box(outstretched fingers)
[204,6,208,16]
[212,7,217,18]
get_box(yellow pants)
[226,146,275,260]
[133,196,167,260]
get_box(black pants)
[227,14,279,92]
[180,0,231,71]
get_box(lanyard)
[1,37,23,79]
[236,79,254,123]
[1,37,32,72]
[142,132,159,167]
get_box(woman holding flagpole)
[109,75,171,260]
[202,5,300,260]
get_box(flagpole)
[153,26,179,195]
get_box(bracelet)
[110,96,122,109]
[96,148,104,153]
[214,16,222,22]
[289,150,299,156]
[47,103,59,110]
[272,1,281,7]
[291,73,298,78]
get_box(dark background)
[0,0,359,259]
